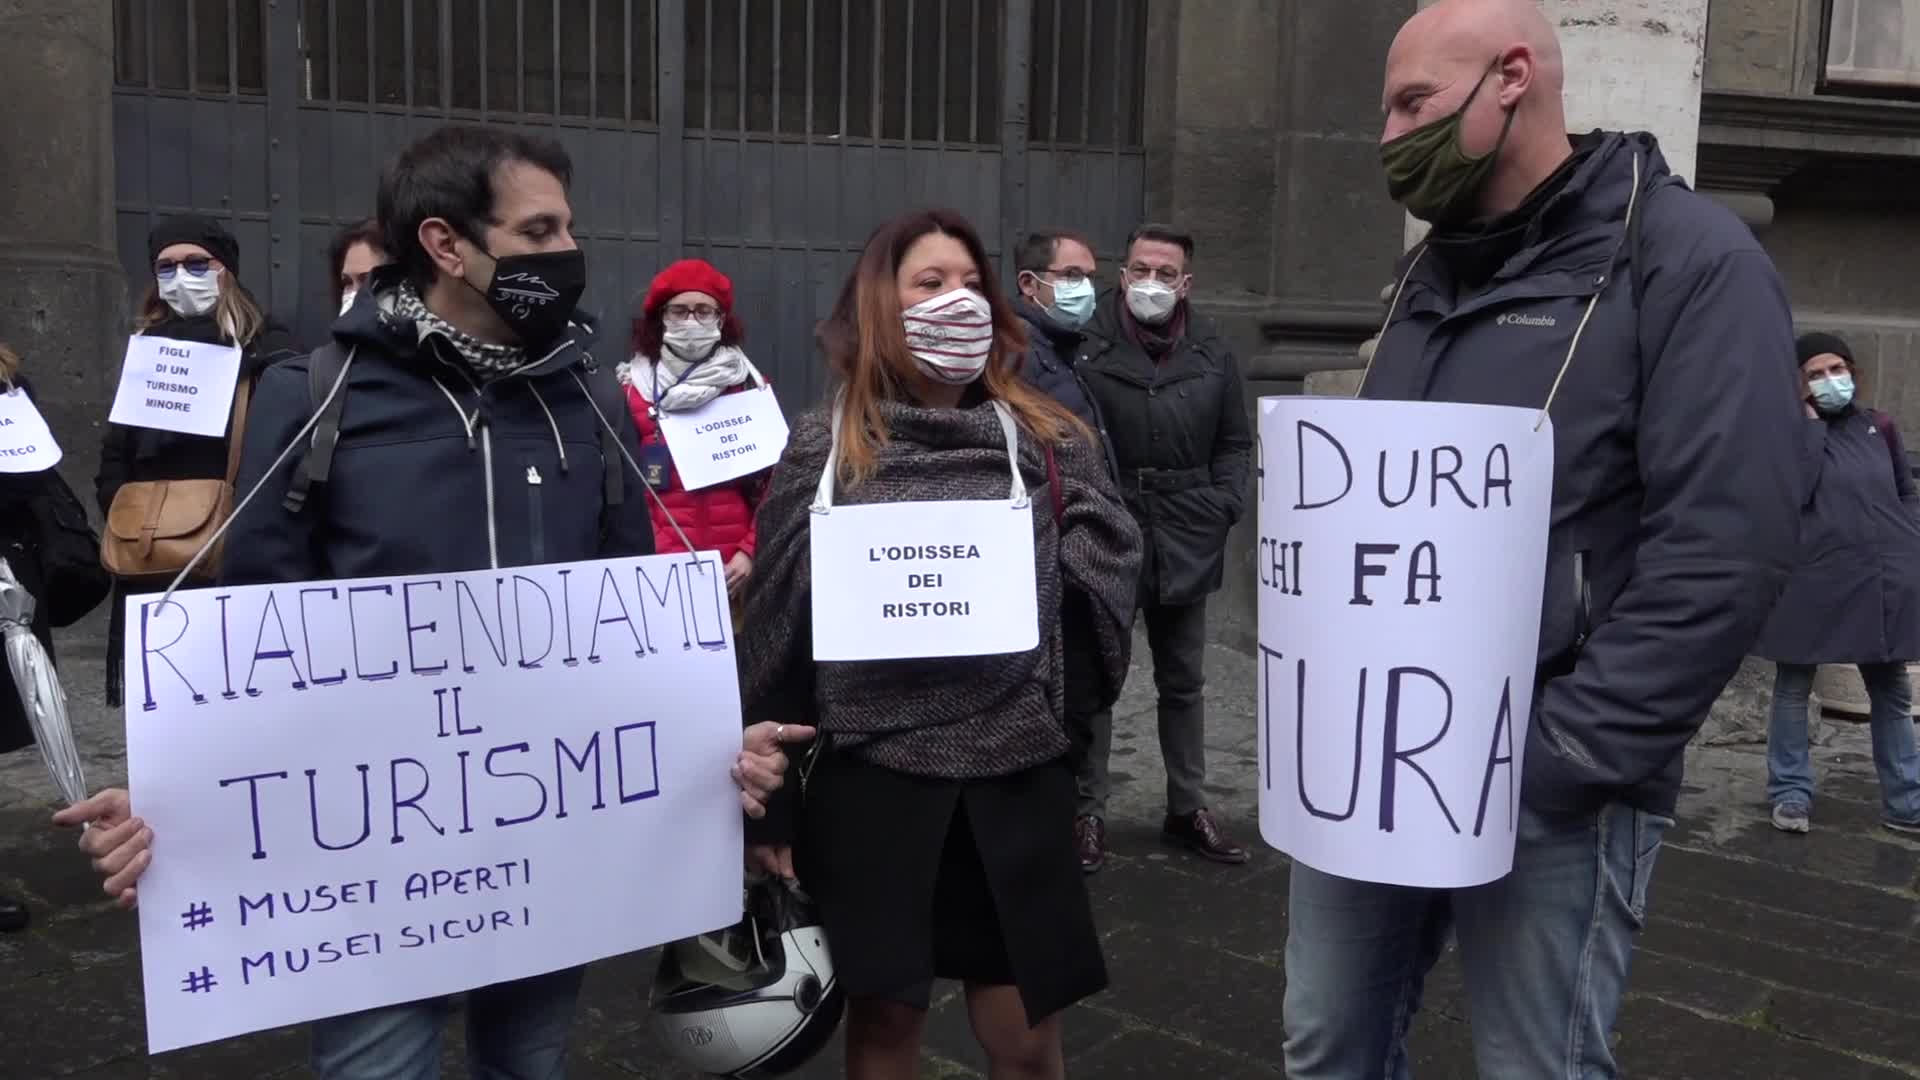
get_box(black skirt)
[795,750,1106,1023]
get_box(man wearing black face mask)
[183,126,674,1078]
[1281,2,1806,1078]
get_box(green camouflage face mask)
[1381,60,1514,227]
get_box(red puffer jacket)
[621,377,768,562]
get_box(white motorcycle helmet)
[648,877,843,1077]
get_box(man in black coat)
[1011,231,1127,873]
[1072,223,1254,869]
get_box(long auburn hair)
[818,208,1088,487]
[0,343,18,388]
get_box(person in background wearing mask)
[1757,331,1920,836]
[741,208,1141,1079]
[617,258,768,607]
[56,125,808,1080]
[0,343,111,933]
[1072,223,1253,869]
[1283,2,1803,1076]
[93,215,300,706]
[1011,230,1130,874]
[329,216,388,314]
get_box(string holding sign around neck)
[653,359,789,492]
[808,396,1039,661]
[0,386,62,473]
[812,397,1029,511]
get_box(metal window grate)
[1028,0,1145,148]
[115,0,269,95]
[684,0,1001,143]
[296,0,660,122]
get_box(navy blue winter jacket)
[223,266,655,586]
[1360,131,1805,821]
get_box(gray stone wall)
[1141,3,1415,651]
[0,2,124,498]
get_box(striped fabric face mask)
[903,288,994,385]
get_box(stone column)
[1142,2,1414,650]
[0,1,124,493]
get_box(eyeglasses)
[155,257,217,280]
[1124,264,1185,286]
[1041,267,1092,283]
[664,303,721,321]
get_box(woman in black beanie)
[1757,331,1920,835]
[93,215,300,705]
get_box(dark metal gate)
[111,0,1147,405]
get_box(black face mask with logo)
[464,240,588,351]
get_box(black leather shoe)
[0,891,28,933]
[1162,809,1249,865]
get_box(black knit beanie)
[147,215,241,278]
[1795,331,1852,367]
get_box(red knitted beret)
[642,258,733,317]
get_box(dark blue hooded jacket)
[1359,131,1805,821]
[223,265,654,586]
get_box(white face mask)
[159,268,222,318]
[1125,279,1179,325]
[337,288,357,317]
[662,319,722,362]
[903,288,994,385]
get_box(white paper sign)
[109,334,243,438]
[656,386,790,491]
[125,554,745,1053]
[810,499,1039,660]
[0,387,62,472]
[1255,397,1553,888]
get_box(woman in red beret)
[618,259,770,607]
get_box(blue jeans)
[1768,662,1920,821]
[309,966,585,1079]
[1282,803,1671,1079]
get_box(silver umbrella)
[0,558,87,803]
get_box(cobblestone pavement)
[5,618,1920,1077]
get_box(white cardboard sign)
[109,334,243,438]
[124,554,745,1053]
[656,386,790,491]
[810,499,1039,661]
[1255,397,1553,888]
[0,387,62,472]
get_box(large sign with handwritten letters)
[125,554,745,1052]
[1255,397,1553,888]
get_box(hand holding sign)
[54,788,149,909]
[1254,397,1552,889]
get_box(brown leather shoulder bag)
[99,377,251,584]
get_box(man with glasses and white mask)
[1012,230,1130,874]
[1071,223,1253,870]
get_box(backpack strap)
[282,343,351,513]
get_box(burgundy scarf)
[1120,299,1189,361]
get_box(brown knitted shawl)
[739,397,1142,780]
